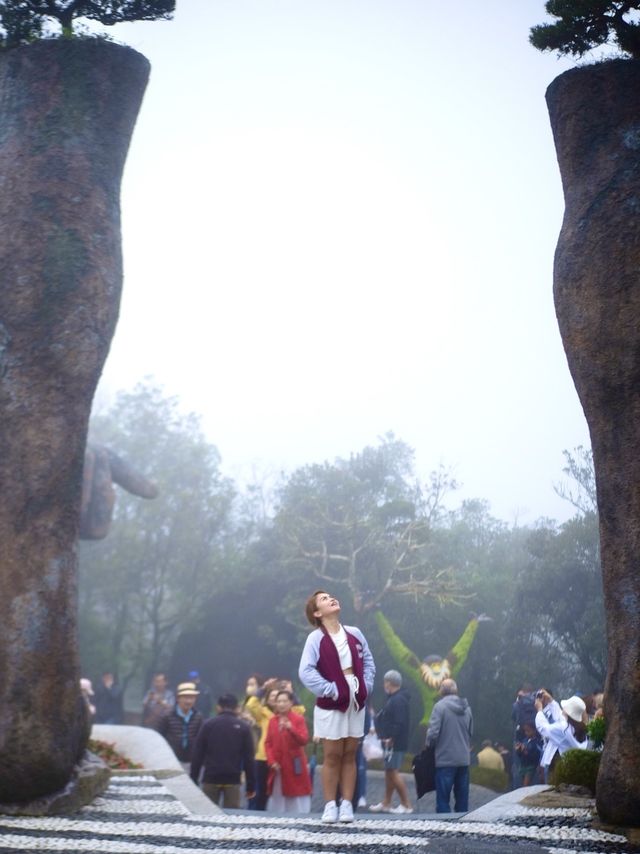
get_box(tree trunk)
[0,39,148,802]
[546,59,640,827]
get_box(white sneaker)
[339,800,354,822]
[389,804,414,814]
[321,801,338,823]
[357,796,367,808]
[368,802,390,812]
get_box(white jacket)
[535,709,587,764]
[536,700,563,767]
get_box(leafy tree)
[554,445,597,515]
[512,512,606,687]
[78,381,235,695]
[530,1,640,59]
[0,0,174,45]
[0,2,43,45]
[271,434,465,623]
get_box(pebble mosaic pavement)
[0,776,638,854]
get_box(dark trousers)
[252,759,269,810]
[202,782,241,809]
[435,765,469,813]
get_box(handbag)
[412,744,436,798]
[362,729,384,761]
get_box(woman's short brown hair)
[276,689,293,703]
[305,590,327,627]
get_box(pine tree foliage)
[0,0,174,46]
[530,1,640,59]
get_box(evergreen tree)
[530,1,640,59]
[0,0,174,46]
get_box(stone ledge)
[464,784,553,822]
[91,724,182,772]
[91,723,222,815]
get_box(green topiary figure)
[552,748,602,793]
[374,610,487,726]
[530,1,640,59]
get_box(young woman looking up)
[298,590,375,824]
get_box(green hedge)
[469,765,509,792]
[551,749,601,793]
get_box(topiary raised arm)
[530,1,640,60]
[0,0,175,47]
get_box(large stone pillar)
[0,39,149,802]
[546,59,640,826]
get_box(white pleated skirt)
[313,674,366,740]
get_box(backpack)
[514,693,536,732]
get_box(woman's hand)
[535,690,549,712]
[271,762,280,771]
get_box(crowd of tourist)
[80,593,602,821]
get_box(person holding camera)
[533,688,566,781]
[265,689,312,814]
[535,692,588,766]
[141,672,175,731]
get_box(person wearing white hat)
[535,692,588,776]
[159,682,204,772]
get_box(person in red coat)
[265,690,312,814]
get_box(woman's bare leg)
[322,739,344,802]
[338,737,360,801]
[391,769,412,808]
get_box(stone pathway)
[0,775,637,854]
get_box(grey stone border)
[91,724,222,816]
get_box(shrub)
[470,765,509,793]
[587,715,606,749]
[551,749,601,793]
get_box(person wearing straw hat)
[534,692,588,778]
[159,682,204,772]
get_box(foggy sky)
[96,0,598,524]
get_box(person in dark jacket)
[94,672,124,724]
[158,682,204,771]
[369,670,413,814]
[426,678,473,813]
[190,693,256,809]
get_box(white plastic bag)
[362,729,384,762]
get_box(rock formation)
[81,444,158,540]
[0,39,149,803]
[546,59,640,827]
